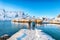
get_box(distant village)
[0,9,60,24]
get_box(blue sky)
[0,0,60,18]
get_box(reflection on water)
[0,20,28,37]
[36,24,60,40]
[0,21,60,40]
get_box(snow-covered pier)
[7,29,55,40]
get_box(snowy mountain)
[0,9,27,20]
[0,9,5,20]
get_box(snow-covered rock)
[7,29,55,40]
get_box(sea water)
[0,20,27,37]
[0,21,60,40]
[36,24,60,40]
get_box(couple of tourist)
[28,21,36,30]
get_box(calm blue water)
[0,21,60,40]
[0,20,27,37]
[36,24,60,40]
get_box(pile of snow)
[7,29,55,40]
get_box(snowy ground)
[7,29,55,40]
